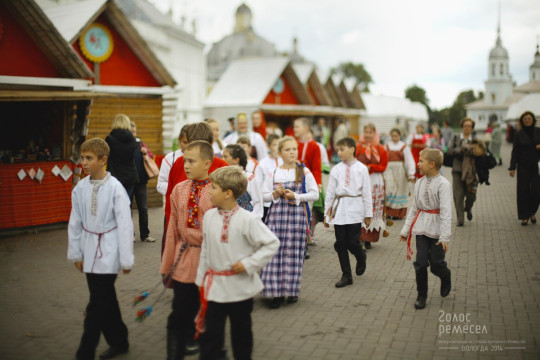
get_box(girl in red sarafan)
[407,123,429,178]
[356,123,389,248]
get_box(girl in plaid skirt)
[260,137,319,309]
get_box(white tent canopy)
[506,93,540,120]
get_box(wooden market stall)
[41,0,176,208]
[0,0,175,230]
[204,57,363,140]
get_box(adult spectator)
[224,113,268,160]
[293,117,322,186]
[509,111,540,226]
[252,110,267,139]
[130,121,155,242]
[441,121,453,146]
[447,117,478,226]
[105,114,138,200]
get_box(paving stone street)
[1,142,539,360]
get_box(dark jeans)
[200,299,254,360]
[167,281,199,357]
[413,235,450,296]
[76,274,128,359]
[130,182,149,239]
[123,184,135,205]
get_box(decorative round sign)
[272,78,284,94]
[79,23,113,63]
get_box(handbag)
[443,152,453,167]
[143,154,159,179]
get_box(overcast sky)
[151,0,540,109]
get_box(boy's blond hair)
[420,148,443,170]
[209,166,247,200]
[111,114,131,130]
[80,138,110,159]
[184,140,214,161]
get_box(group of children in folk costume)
[67,118,453,360]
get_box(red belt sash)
[194,268,237,339]
[406,209,440,260]
[82,225,118,272]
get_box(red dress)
[410,134,428,178]
[297,139,322,185]
[356,143,388,242]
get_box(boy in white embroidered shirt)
[400,148,453,310]
[195,166,279,360]
[324,137,373,288]
[68,138,134,360]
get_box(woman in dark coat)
[105,114,139,200]
[509,111,540,225]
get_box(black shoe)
[521,220,528,226]
[269,297,284,309]
[99,346,128,359]
[414,296,426,309]
[287,296,298,304]
[441,270,451,297]
[304,250,310,259]
[364,242,372,249]
[335,276,353,288]
[355,249,366,276]
[530,216,537,224]
[185,339,200,355]
[467,211,473,221]
[457,222,464,227]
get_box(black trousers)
[413,235,450,296]
[76,274,128,359]
[334,224,363,253]
[334,223,363,277]
[130,182,150,239]
[200,299,254,360]
[167,281,199,349]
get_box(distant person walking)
[509,111,540,226]
[447,117,478,226]
[130,121,155,242]
[490,122,505,166]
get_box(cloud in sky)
[151,0,540,109]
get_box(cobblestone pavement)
[1,143,539,360]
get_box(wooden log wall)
[86,96,164,208]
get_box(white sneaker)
[142,236,156,242]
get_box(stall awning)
[259,104,362,117]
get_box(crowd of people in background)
[68,110,539,360]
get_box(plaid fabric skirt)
[261,181,308,297]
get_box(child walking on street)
[195,166,279,360]
[400,149,452,310]
[324,137,373,288]
[260,136,319,309]
[68,138,134,360]
[161,141,214,359]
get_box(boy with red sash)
[195,166,279,360]
[400,149,452,310]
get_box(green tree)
[331,62,373,92]
[445,90,480,127]
[405,84,429,107]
